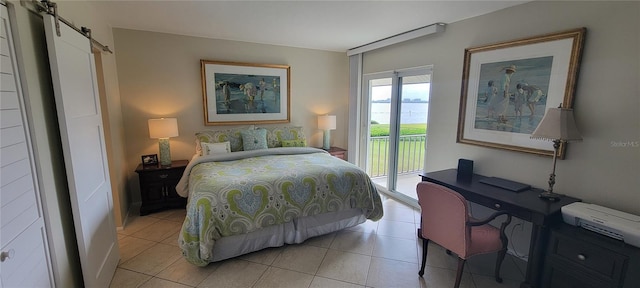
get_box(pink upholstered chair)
[417,182,511,288]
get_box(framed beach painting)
[201,60,291,126]
[457,28,586,158]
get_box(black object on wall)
[457,159,474,182]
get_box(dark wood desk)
[420,169,580,288]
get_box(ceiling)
[92,0,528,52]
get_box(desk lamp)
[318,114,336,150]
[148,118,179,166]
[530,106,582,201]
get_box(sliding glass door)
[361,67,431,203]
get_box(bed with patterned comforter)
[176,147,383,266]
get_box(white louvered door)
[0,4,54,287]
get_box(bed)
[175,128,383,266]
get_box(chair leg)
[454,257,465,288]
[418,238,429,276]
[494,248,507,283]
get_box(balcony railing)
[368,135,426,178]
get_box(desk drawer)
[467,195,532,221]
[549,230,626,281]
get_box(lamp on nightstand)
[530,106,582,201]
[318,114,336,150]
[148,118,179,166]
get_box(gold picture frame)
[457,28,586,158]
[201,60,291,126]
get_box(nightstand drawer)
[331,151,346,160]
[550,230,626,280]
[140,170,181,182]
[325,147,347,160]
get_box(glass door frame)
[360,66,432,206]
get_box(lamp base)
[538,191,563,202]
[158,138,172,166]
[322,130,331,150]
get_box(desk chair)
[417,182,512,288]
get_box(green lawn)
[368,123,427,176]
[370,123,427,136]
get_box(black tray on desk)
[479,177,531,192]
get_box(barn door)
[43,14,119,287]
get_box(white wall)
[361,1,639,257]
[112,29,349,204]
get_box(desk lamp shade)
[530,107,582,142]
[530,107,582,200]
[318,115,336,150]
[148,118,179,166]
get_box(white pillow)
[202,141,231,156]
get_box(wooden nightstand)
[325,146,347,160]
[135,159,188,215]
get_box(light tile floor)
[113,199,526,288]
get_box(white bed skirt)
[209,208,367,262]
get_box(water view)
[370,102,429,125]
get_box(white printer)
[562,202,640,248]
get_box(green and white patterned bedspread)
[177,147,383,266]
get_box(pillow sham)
[262,126,306,148]
[281,139,307,147]
[240,128,268,151]
[195,125,254,154]
[201,141,231,156]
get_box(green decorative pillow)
[262,126,306,148]
[240,128,268,151]
[281,139,307,147]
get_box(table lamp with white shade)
[317,115,336,150]
[530,106,582,201]
[148,118,179,166]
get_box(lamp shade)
[530,108,582,142]
[318,115,336,130]
[148,118,179,139]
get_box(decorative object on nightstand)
[318,114,336,150]
[326,146,347,160]
[148,118,179,166]
[135,159,188,215]
[530,106,582,201]
[141,154,158,167]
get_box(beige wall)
[363,1,640,216]
[113,29,349,204]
